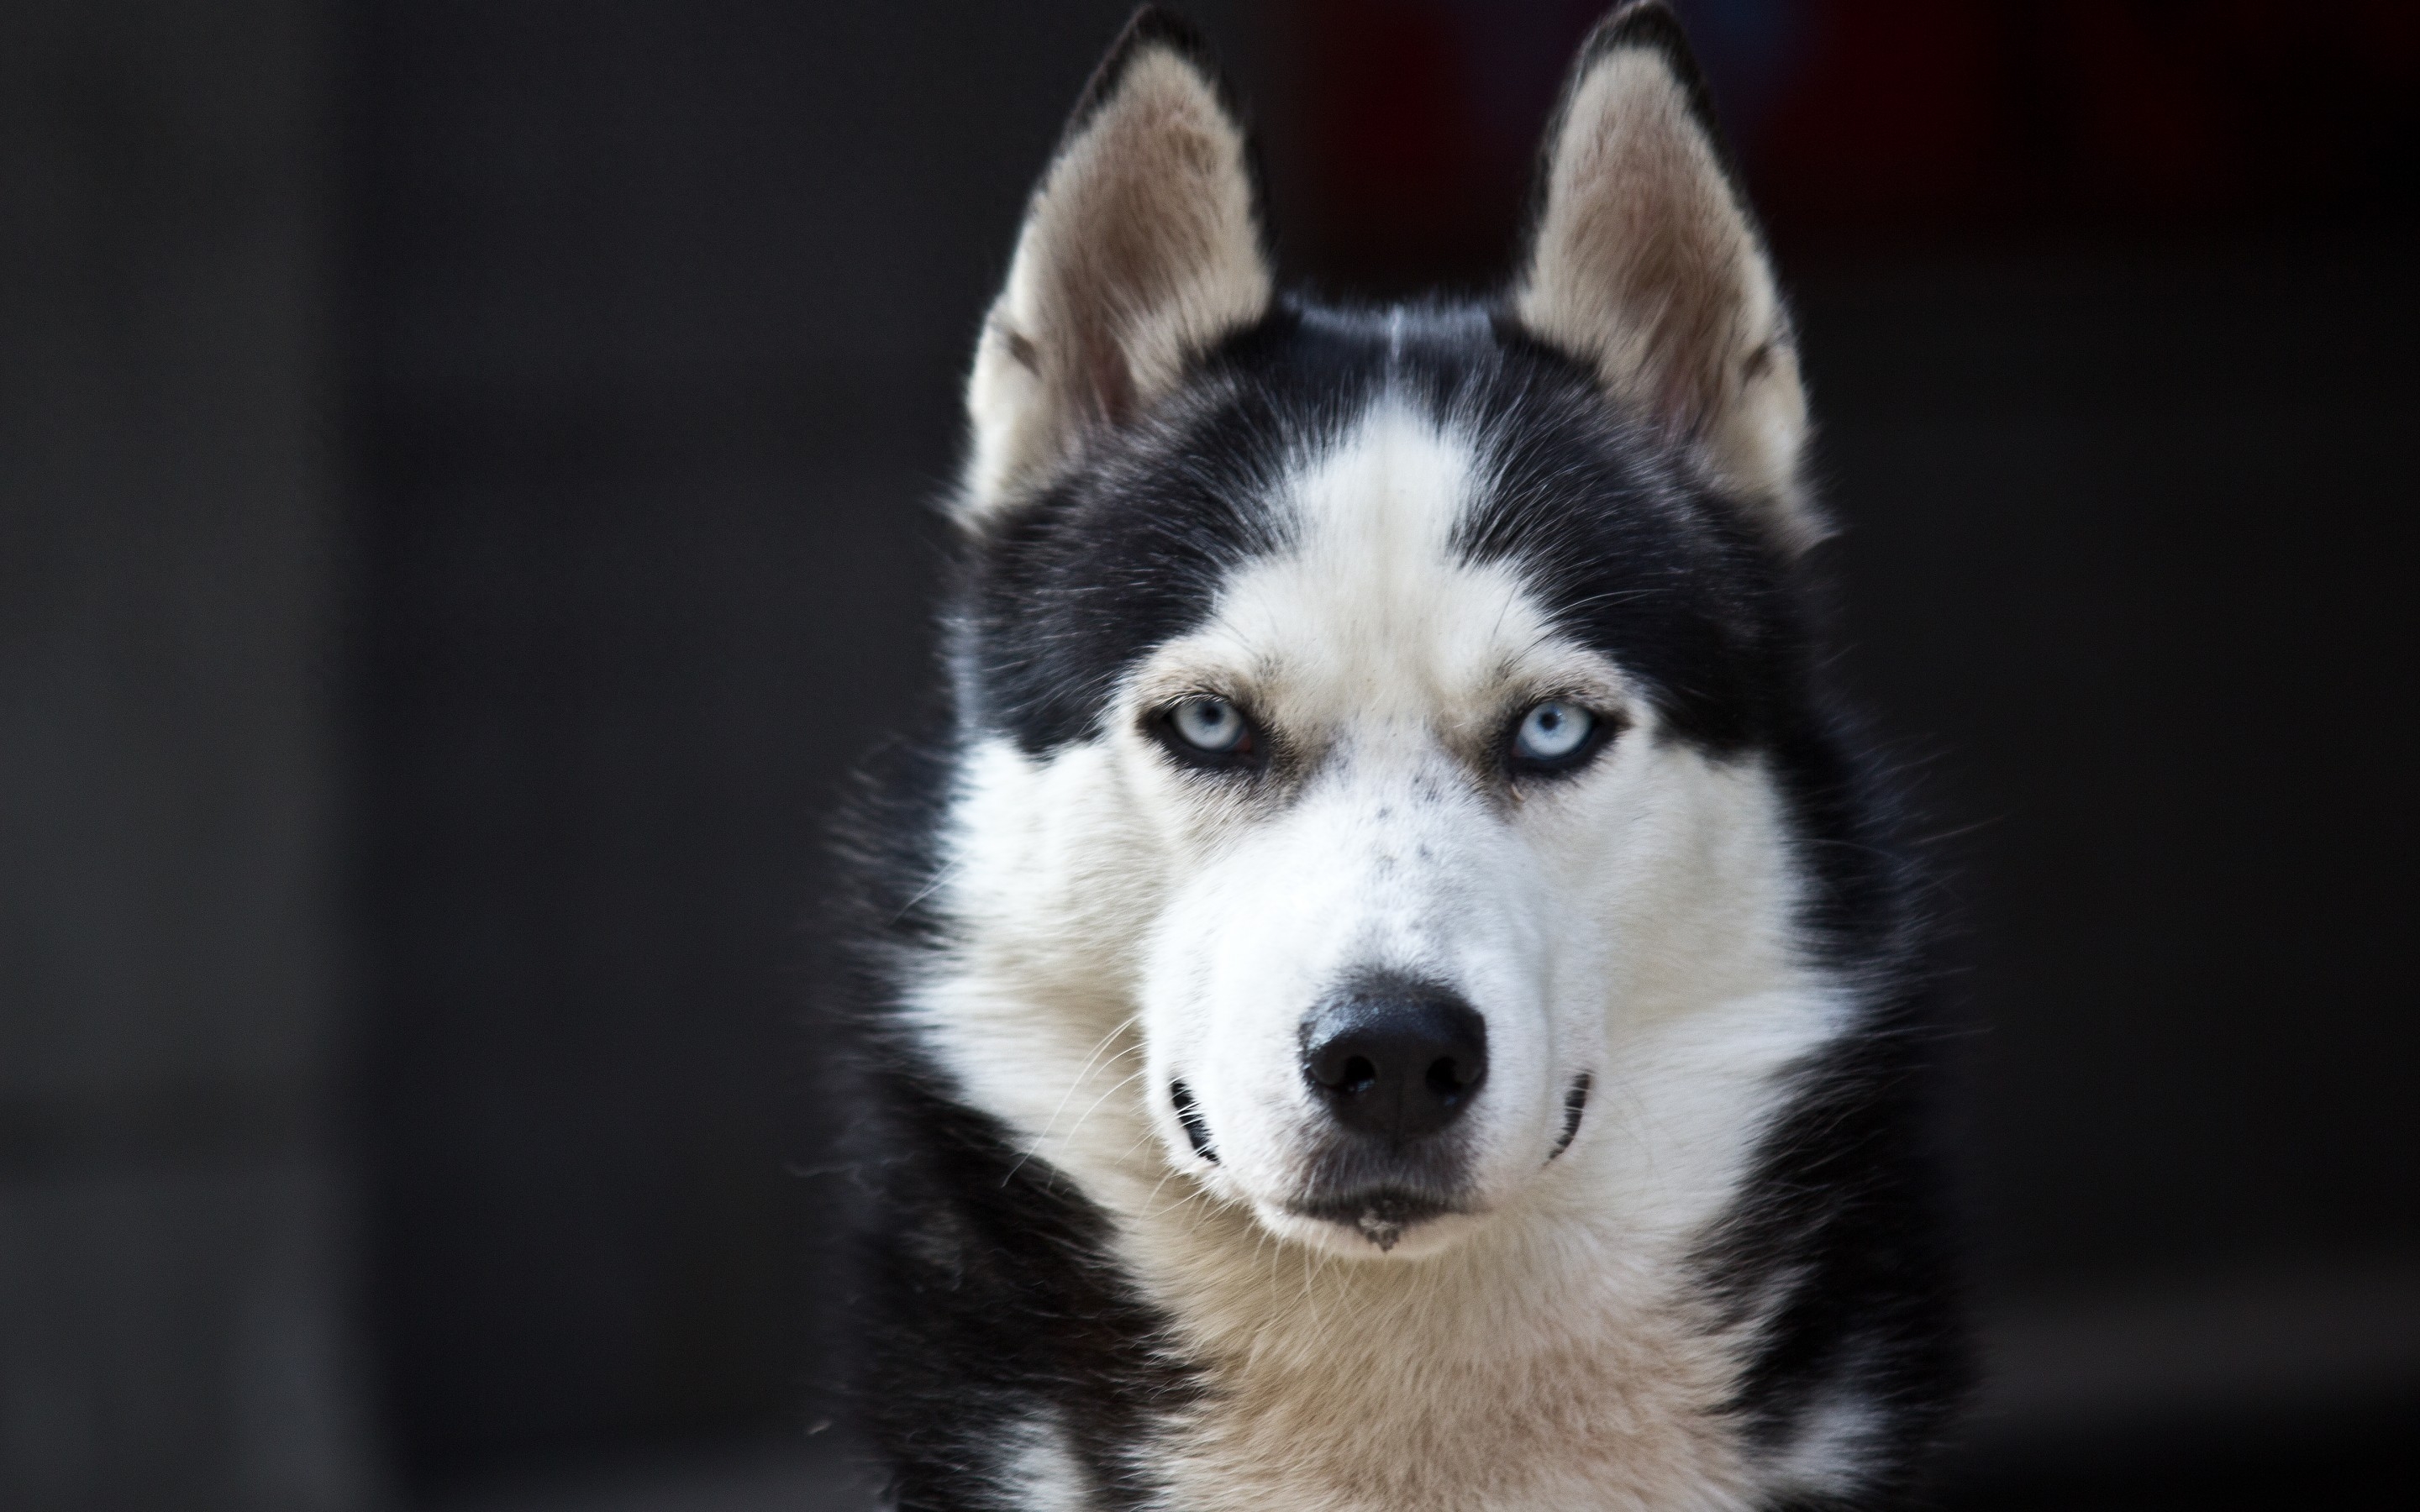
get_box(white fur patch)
[1000,1408,1092,1512]
[1762,1389,1881,1502]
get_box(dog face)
[918,11,1821,1260]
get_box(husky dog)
[839,5,1964,1508]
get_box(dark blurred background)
[3,2,2414,1508]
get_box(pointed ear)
[962,8,1271,517]
[1515,3,1819,550]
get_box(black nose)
[1302,979,1488,1142]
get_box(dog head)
[924,5,1827,1260]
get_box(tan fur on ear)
[963,20,1270,517]
[1516,8,1820,550]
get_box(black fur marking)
[853,1063,1203,1511]
[1171,1079,1216,1163]
[1454,326,1790,753]
[831,730,1202,1510]
[1691,716,1974,1508]
[960,303,1363,753]
[1691,991,1972,1507]
[1550,1072,1592,1158]
[969,302,1801,761]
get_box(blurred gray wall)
[0,3,381,1507]
[347,0,1262,1483]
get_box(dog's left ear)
[1515,3,1819,551]
[962,8,1271,517]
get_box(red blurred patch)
[1271,0,2415,285]
[1752,0,2011,225]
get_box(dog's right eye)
[1159,696,1256,764]
[1507,698,1612,777]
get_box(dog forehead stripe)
[970,311,1781,761]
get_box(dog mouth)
[1285,1187,1467,1252]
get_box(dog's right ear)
[1515,3,1818,552]
[960,8,1271,519]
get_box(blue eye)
[1169,696,1249,754]
[1512,700,1597,766]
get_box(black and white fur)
[837,7,1965,1508]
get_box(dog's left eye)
[1510,700,1600,769]
[1165,696,1253,758]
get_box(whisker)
[1002,1021,1143,1188]
[889,854,966,925]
